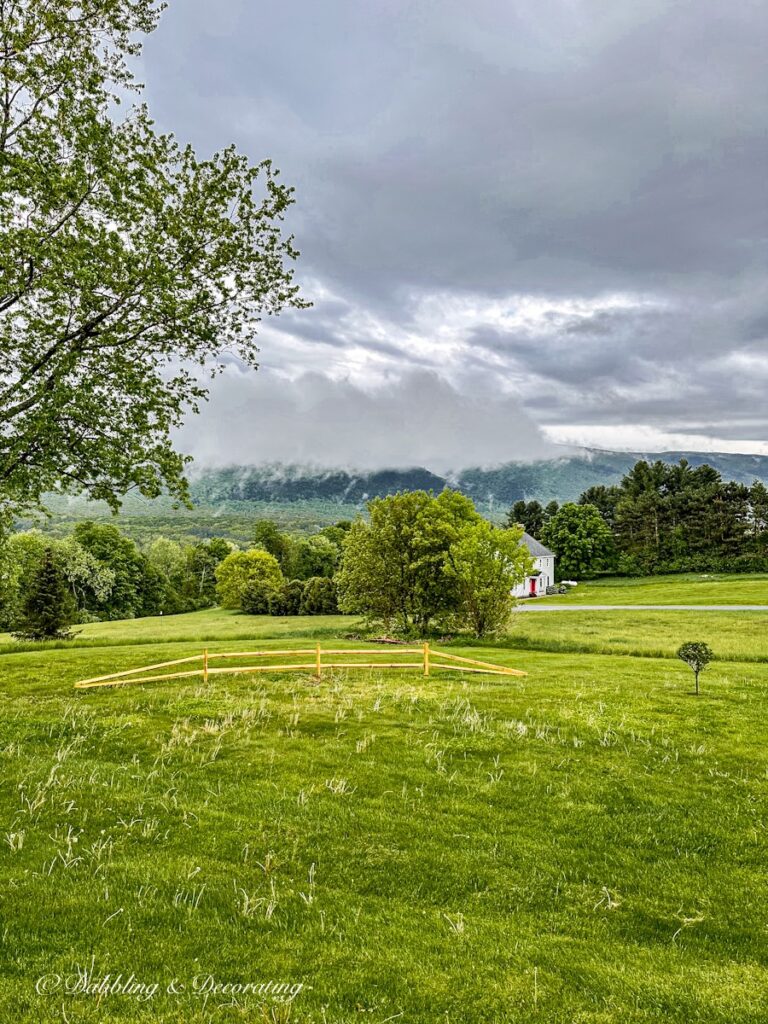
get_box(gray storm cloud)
[178,370,557,471]
[141,0,768,456]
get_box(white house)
[512,532,556,598]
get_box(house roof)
[520,532,555,558]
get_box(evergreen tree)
[12,548,76,641]
[505,500,545,535]
[580,458,767,574]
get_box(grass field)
[537,572,768,605]
[2,605,767,1022]
[508,608,768,662]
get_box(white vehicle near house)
[512,532,556,598]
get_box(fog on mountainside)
[176,370,559,472]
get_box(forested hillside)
[187,450,768,507]
[27,450,768,542]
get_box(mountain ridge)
[188,449,768,509]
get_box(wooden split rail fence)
[74,643,527,690]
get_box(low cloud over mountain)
[179,368,558,472]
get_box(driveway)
[517,604,768,612]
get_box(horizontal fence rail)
[74,644,527,690]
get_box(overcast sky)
[141,0,768,468]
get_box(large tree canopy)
[0,0,304,524]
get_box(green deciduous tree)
[335,490,481,632]
[0,529,46,626]
[56,536,115,612]
[541,503,615,579]
[181,537,233,607]
[215,548,284,613]
[446,521,532,637]
[286,535,339,581]
[253,521,292,567]
[0,1,304,525]
[268,578,305,616]
[677,641,713,696]
[73,521,160,618]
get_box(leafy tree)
[0,1,304,525]
[677,641,713,696]
[287,535,339,580]
[56,537,115,613]
[182,538,232,606]
[73,522,159,618]
[146,537,186,583]
[300,576,338,615]
[320,521,352,549]
[541,503,615,579]
[445,522,532,637]
[0,536,15,626]
[0,530,46,626]
[215,549,284,613]
[335,489,480,632]
[12,547,75,640]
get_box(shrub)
[268,579,305,616]
[215,549,284,612]
[300,576,338,615]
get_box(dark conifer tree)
[12,548,76,641]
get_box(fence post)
[423,641,430,677]
[315,643,322,680]
[203,648,209,684]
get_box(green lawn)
[0,608,357,655]
[508,608,768,662]
[537,572,768,605]
[1,610,767,1022]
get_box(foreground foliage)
[0,0,303,525]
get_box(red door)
[529,577,537,596]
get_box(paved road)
[517,604,768,612]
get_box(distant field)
[537,572,768,605]
[0,609,359,655]
[1,601,768,1022]
[508,607,768,662]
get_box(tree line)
[0,520,351,639]
[509,458,768,577]
[2,491,535,640]
[211,491,532,636]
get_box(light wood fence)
[74,643,527,690]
